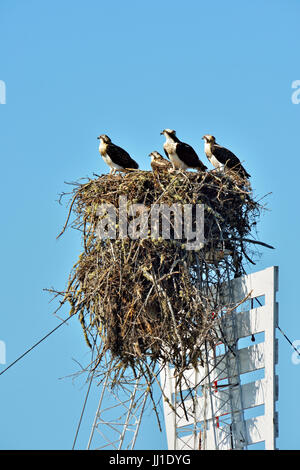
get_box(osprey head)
[160,129,176,137]
[97,134,111,143]
[202,135,216,144]
[148,151,161,160]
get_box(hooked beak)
[160,131,164,135]
[97,136,100,140]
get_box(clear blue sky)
[0,0,299,450]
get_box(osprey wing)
[152,159,171,170]
[177,142,207,170]
[163,147,170,160]
[213,145,250,177]
[107,144,139,169]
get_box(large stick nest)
[53,168,270,388]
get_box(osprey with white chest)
[97,134,139,174]
[202,135,250,179]
[161,129,207,172]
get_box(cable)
[72,334,98,450]
[0,307,98,449]
[72,366,96,450]
[277,325,300,358]
[251,296,300,358]
[0,311,77,377]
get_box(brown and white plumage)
[97,134,139,174]
[149,151,172,171]
[161,129,207,172]
[202,135,250,178]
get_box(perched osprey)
[202,135,250,178]
[149,151,172,171]
[97,134,139,174]
[161,129,207,171]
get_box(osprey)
[161,129,207,172]
[97,134,139,174]
[202,135,250,178]
[149,151,172,171]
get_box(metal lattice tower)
[87,367,150,450]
